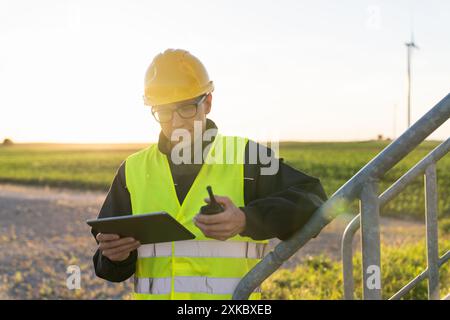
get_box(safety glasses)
[151,94,207,123]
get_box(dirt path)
[0,183,426,299]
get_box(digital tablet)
[86,212,196,244]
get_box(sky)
[0,0,449,143]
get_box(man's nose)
[171,110,185,128]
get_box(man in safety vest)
[91,49,328,300]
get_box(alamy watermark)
[169,121,280,176]
[366,264,381,290]
[66,265,81,290]
[365,5,382,30]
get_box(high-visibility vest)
[125,134,269,300]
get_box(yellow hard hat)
[143,49,214,107]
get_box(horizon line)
[1,138,444,146]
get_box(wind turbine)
[405,31,419,128]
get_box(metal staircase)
[232,93,450,300]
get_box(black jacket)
[92,119,328,282]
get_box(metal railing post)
[342,215,359,300]
[360,179,382,299]
[341,138,450,300]
[424,163,440,299]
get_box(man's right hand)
[96,233,141,262]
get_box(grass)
[1,140,449,219]
[261,238,450,300]
[0,143,144,190]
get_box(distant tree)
[2,138,13,146]
[377,134,384,141]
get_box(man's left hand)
[194,195,246,241]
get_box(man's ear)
[204,93,212,114]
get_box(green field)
[1,141,449,300]
[0,140,449,219]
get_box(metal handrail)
[232,93,450,300]
[342,138,450,299]
[389,250,450,300]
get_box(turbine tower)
[405,32,419,128]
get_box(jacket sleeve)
[239,141,328,241]
[91,161,137,282]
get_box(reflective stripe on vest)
[138,240,267,259]
[134,276,262,295]
[125,134,269,300]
